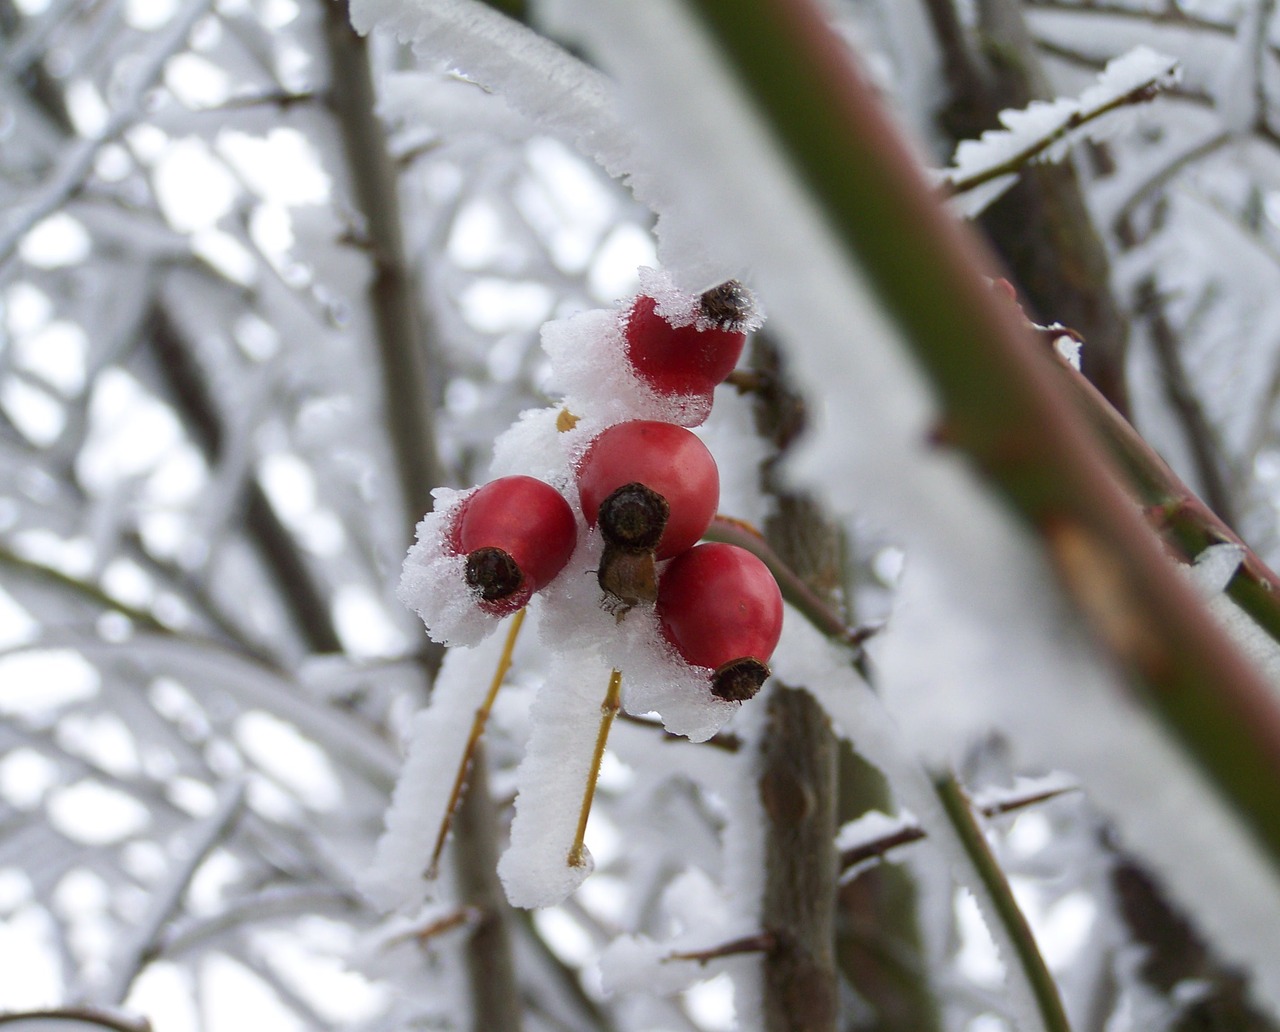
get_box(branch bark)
[322,4,521,1029]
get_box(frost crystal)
[398,485,508,647]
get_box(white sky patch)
[5,282,53,335]
[259,451,317,522]
[101,557,156,608]
[13,320,88,396]
[248,203,298,271]
[447,197,505,269]
[0,585,38,648]
[65,79,109,138]
[589,222,654,300]
[685,971,736,1032]
[166,52,232,109]
[18,213,92,269]
[153,138,239,233]
[47,780,151,845]
[200,953,308,1032]
[126,961,199,1032]
[459,278,554,333]
[79,367,185,493]
[0,905,62,1009]
[126,0,178,29]
[56,712,142,779]
[0,748,61,811]
[955,888,1004,988]
[219,129,332,206]
[252,921,388,1023]
[191,228,258,285]
[0,377,65,446]
[235,710,344,811]
[0,650,100,716]
[332,583,409,658]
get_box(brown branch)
[750,337,841,1032]
[663,933,778,965]
[323,5,519,1030]
[0,1010,150,1032]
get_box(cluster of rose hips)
[413,274,785,703]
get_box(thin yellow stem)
[427,607,527,879]
[568,668,623,868]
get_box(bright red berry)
[449,475,577,615]
[576,420,720,607]
[656,542,783,702]
[578,421,719,559]
[623,282,753,424]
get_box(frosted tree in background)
[6,0,1280,1030]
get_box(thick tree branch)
[686,0,1280,876]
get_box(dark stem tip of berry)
[464,547,524,602]
[598,482,669,552]
[699,280,751,330]
[710,658,770,702]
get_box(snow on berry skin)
[623,282,752,411]
[451,475,578,615]
[399,478,576,647]
[656,542,784,702]
[541,267,763,429]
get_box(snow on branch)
[943,46,1180,217]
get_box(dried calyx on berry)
[576,421,719,608]
[450,475,577,616]
[623,278,760,426]
[656,542,784,702]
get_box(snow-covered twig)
[99,780,246,1005]
[0,0,215,268]
[935,774,1073,1032]
[943,46,1179,204]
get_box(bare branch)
[99,781,247,1005]
[0,0,215,268]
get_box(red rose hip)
[577,421,719,559]
[656,542,784,702]
[576,421,720,607]
[624,281,754,425]
[450,475,577,615]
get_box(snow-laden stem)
[568,668,622,868]
[934,774,1072,1032]
[99,781,246,1005]
[429,608,527,879]
[682,0,1280,874]
[944,76,1170,196]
